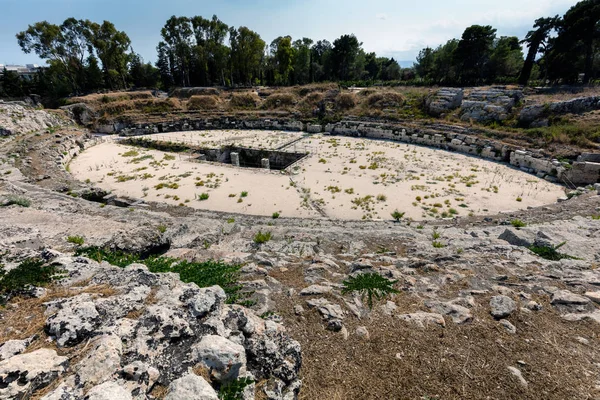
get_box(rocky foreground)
[1,105,600,399]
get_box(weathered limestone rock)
[425,88,464,116]
[0,338,32,361]
[397,312,446,328]
[0,348,68,399]
[192,335,247,382]
[460,89,523,123]
[498,229,535,247]
[164,374,219,400]
[490,295,517,319]
[306,298,345,321]
[299,284,332,296]
[424,300,473,324]
[74,335,122,388]
[186,285,227,318]
[85,381,132,400]
[519,96,600,127]
[551,290,591,305]
[0,101,68,136]
[45,295,101,347]
[60,103,96,126]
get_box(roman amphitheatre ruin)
[1,85,600,400]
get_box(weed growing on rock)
[528,241,577,261]
[0,257,59,304]
[66,235,85,246]
[272,212,280,219]
[510,219,527,228]
[253,231,272,244]
[75,247,245,303]
[341,273,399,310]
[1,196,31,207]
[157,224,167,233]
[218,377,255,400]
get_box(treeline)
[415,0,600,85]
[153,15,408,87]
[2,0,599,102]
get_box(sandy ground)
[70,133,566,220]
[146,129,306,150]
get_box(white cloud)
[376,13,388,20]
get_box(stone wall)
[98,117,600,185]
[519,96,600,128]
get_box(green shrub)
[432,230,441,240]
[528,241,577,261]
[2,196,31,207]
[198,193,210,201]
[67,235,85,246]
[253,231,272,244]
[218,377,255,400]
[391,210,405,222]
[272,212,280,219]
[75,247,244,303]
[240,191,248,198]
[157,224,167,233]
[432,241,446,248]
[0,257,59,303]
[341,273,399,310]
[510,219,527,228]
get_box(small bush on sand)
[264,93,297,109]
[391,210,405,222]
[341,273,399,310]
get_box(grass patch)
[198,193,210,201]
[75,247,245,303]
[528,242,577,261]
[66,235,85,246]
[2,196,31,208]
[0,257,59,303]
[510,219,527,228]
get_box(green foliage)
[240,191,248,198]
[253,231,272,244]
[66,235,85,246]
[510,219,527,228]
[528,241,576,261]
[198,193,210,201]
[391,210,405,222]
[75,247,244,303]
[157,224,167,233]
[432,230,441,240]
[0,257,59,302]
[218,377,255,400]
[1,196,31,208]
[272,212,280,219]
[432,241,446,248]
[341,273,399,310]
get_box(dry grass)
[171,87,220,98]
[271,290,600,400]
[187,95,221,110]
[69,91,153,105]
[336,92,358,110]
[229,92,262,109]
[366,91,405,109]
[263,93,298,109]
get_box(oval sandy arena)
[70,132,565,220]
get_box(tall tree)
[89,21,131,89]
[454,25,497,84]
[518,16,559,85]
[293,38,313,85]
[159,16,193,87]
[331,34,361,81]
[229,26,265,85]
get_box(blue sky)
[0,0,578,66]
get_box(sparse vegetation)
[253,231,273,244]
[528,242,577,261]
[391,210,405,222]
[511,219,527,228]
[0,257,59,303]
[1,196,31,207]
[341,273,399,310]
[66,235,85,246]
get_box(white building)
[0,64,42,80]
